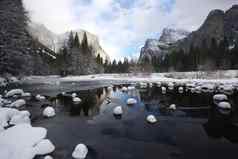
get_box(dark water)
[7,82,238,159]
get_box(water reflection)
[57,88,109,117]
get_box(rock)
[73,97,82,105]
[127,98,137,105]
[146,115,157,124]
[5,89,24,98]
[113,106,123,115]
[34,139,55,155]
[169,104,176,110]
[43,107,56,118]
[72,144,88,159]
[9,99,26,108]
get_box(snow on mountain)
[139,28,190,62]
[28,22,110,61]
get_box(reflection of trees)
[59,88,108,117]
[203,107,238,143]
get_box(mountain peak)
[159,28,190,44]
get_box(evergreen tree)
[74,33,80,48]
[68,31,74,49]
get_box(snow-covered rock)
[43,107,56,118]
[178,87,184,94]
[169,104,176,110]
[122,87,128,92]
[213,94,228,104]
[168,82,174,90]
[113,106,123,115]
[201,84,215,93]
[9,99,26,108]
[107,86,113,91]
[34,139,55,155]
[22,92,32,97]
[0,124,48,159]
[44,156,53,159]
[162,87,167,94]
[72,144,88,159]
[217,102,231,115]
[128,86,136,91]
[72,93,77,98]
[127,98,137,105]
[156,82,162,87]
[139,82,147,89]
[146,115,157,124]
[73,97,82,105]
[36,95,46,101]
[0,108,22,127]
[5,89,24,98]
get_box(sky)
[23,0,237,60]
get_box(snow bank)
[9,111,31,125]
[0,108,21,127]
[72,144,88,159]
[43,107,56,118]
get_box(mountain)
[176,5,238,52]
[28,22,110,61]
[139,28,190,63]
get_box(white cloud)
[23,0,237,60]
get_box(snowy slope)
[28,22,110,61]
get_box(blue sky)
[24,0,237,60]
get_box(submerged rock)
[72,144,88,159]
[43,107,56,118]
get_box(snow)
[169,104,176,110]
[9,99,26,108]
[73,97,82,104]
[0,108,22,127]
[72,144,88,159]
[22,92,32,97]
[146,115,157,124]
[0,124,51,159]
[127,98,137,105]
[9,111,31,125]
[34,139,55,155]
[128,86,136,90]
[5,89,24,98]
[113,106,123,115]
[43,107,56,118]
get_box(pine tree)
[68,31,74,49]
[74,33,80,48]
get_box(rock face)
[28,22,110,61]
[139,28,189,63]
[176,5,238,52]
